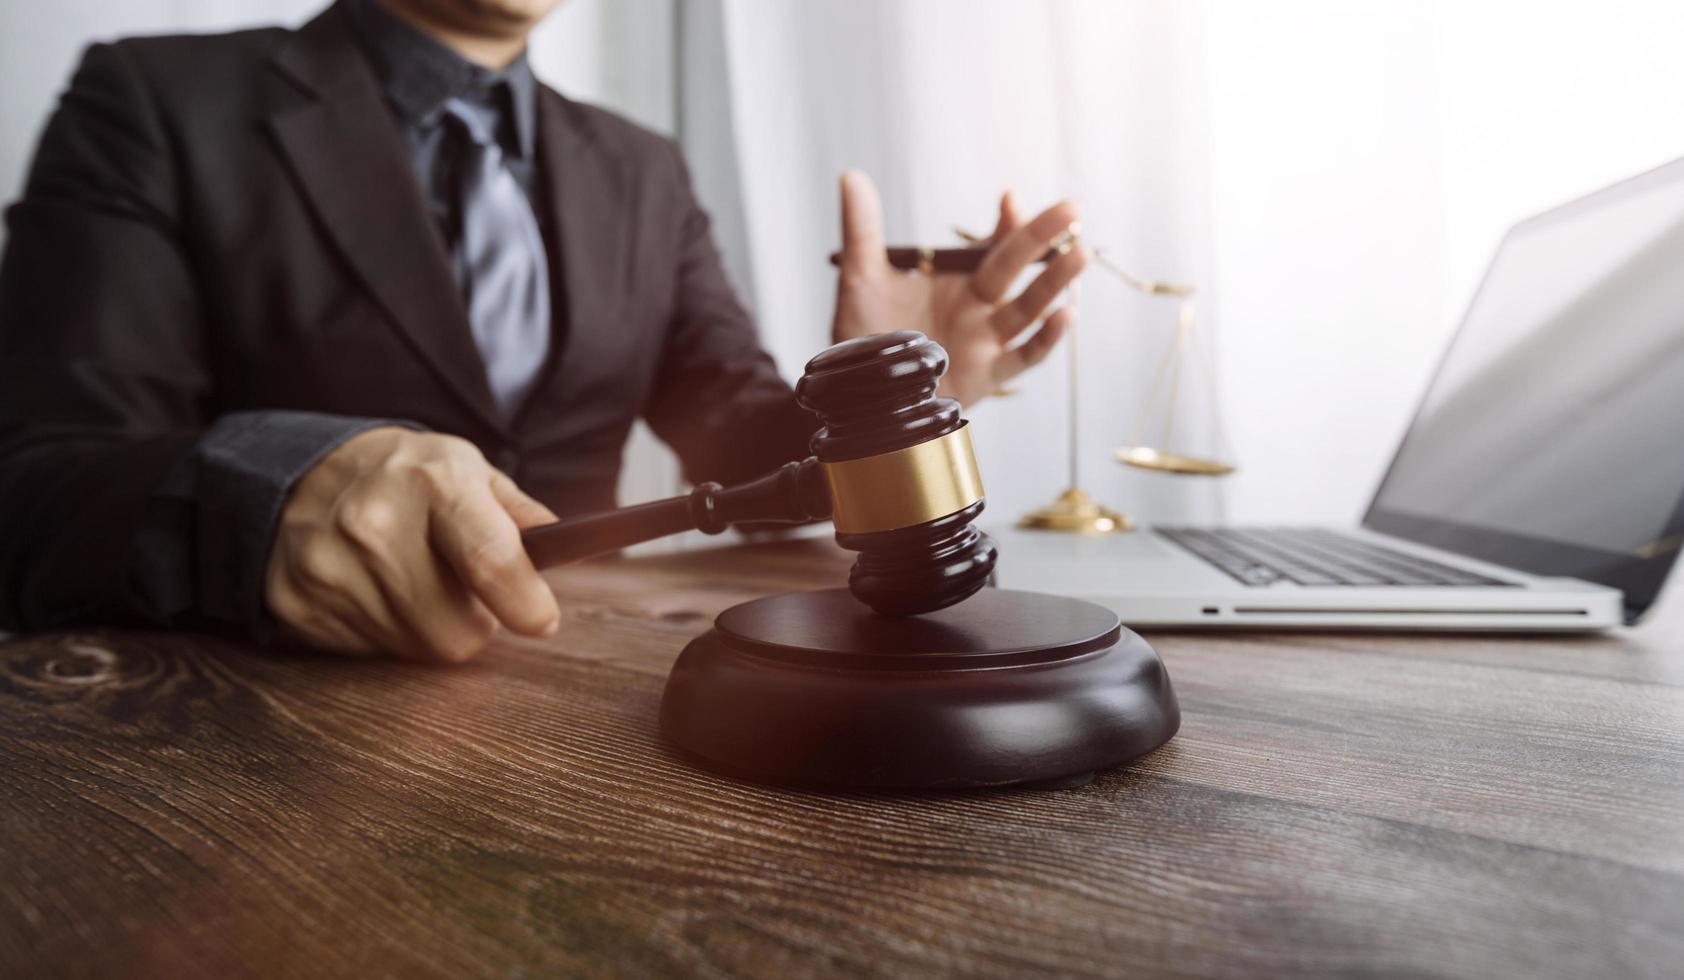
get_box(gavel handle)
[520,457,833,569]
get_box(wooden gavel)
[519,331,998,615]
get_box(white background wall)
[4,1,1684,531]
[1207,0,1684,524]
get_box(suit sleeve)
[0,43,393,634]
[641,140,817,487]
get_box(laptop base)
[989,525,1624,632]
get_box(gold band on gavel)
[822,424,985,535]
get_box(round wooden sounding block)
[660,588,1180,789]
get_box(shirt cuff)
[193,411,420,635]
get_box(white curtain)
[680,0,1228,529]
[678,0,1684,532]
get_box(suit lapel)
[527,87,628,404]
[266,6,503,431]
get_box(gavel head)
[795,331,998,616]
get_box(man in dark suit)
[0,0,1087,661]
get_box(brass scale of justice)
[511,230,1224,791]
[969,223,1238,534]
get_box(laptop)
[993,156,1684,631]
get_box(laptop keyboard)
[1156,527,1518,588]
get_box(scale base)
[1017,487,1134,534]
[660,588,1179,789]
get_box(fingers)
[837,169,886,276]
[993,305,1073,387]
[971,199,1080,304]
[267,571,379,656]
[489,469,558,530]
[267,529,397,658]
[430,479,561,640]
[379,534,500,663]
[987,190,1025,243]
[263,428,562,665]
[336,486,500,663]
[988,242,1090,342]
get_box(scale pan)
[1115,446,1235,477]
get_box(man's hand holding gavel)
[268,173,1082,662]
[265,427,561,662]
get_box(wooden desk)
[3,539,1682,978]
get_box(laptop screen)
[1364,158,1684,622]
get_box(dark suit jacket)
[0,4,815,633]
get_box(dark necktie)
[443,93,550,419]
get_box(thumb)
[489,470,559,530]
[838,169,885,274]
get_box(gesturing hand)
[829,170,1090,406]
[265,427,561,662]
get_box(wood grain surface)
[2,538,1682,979]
